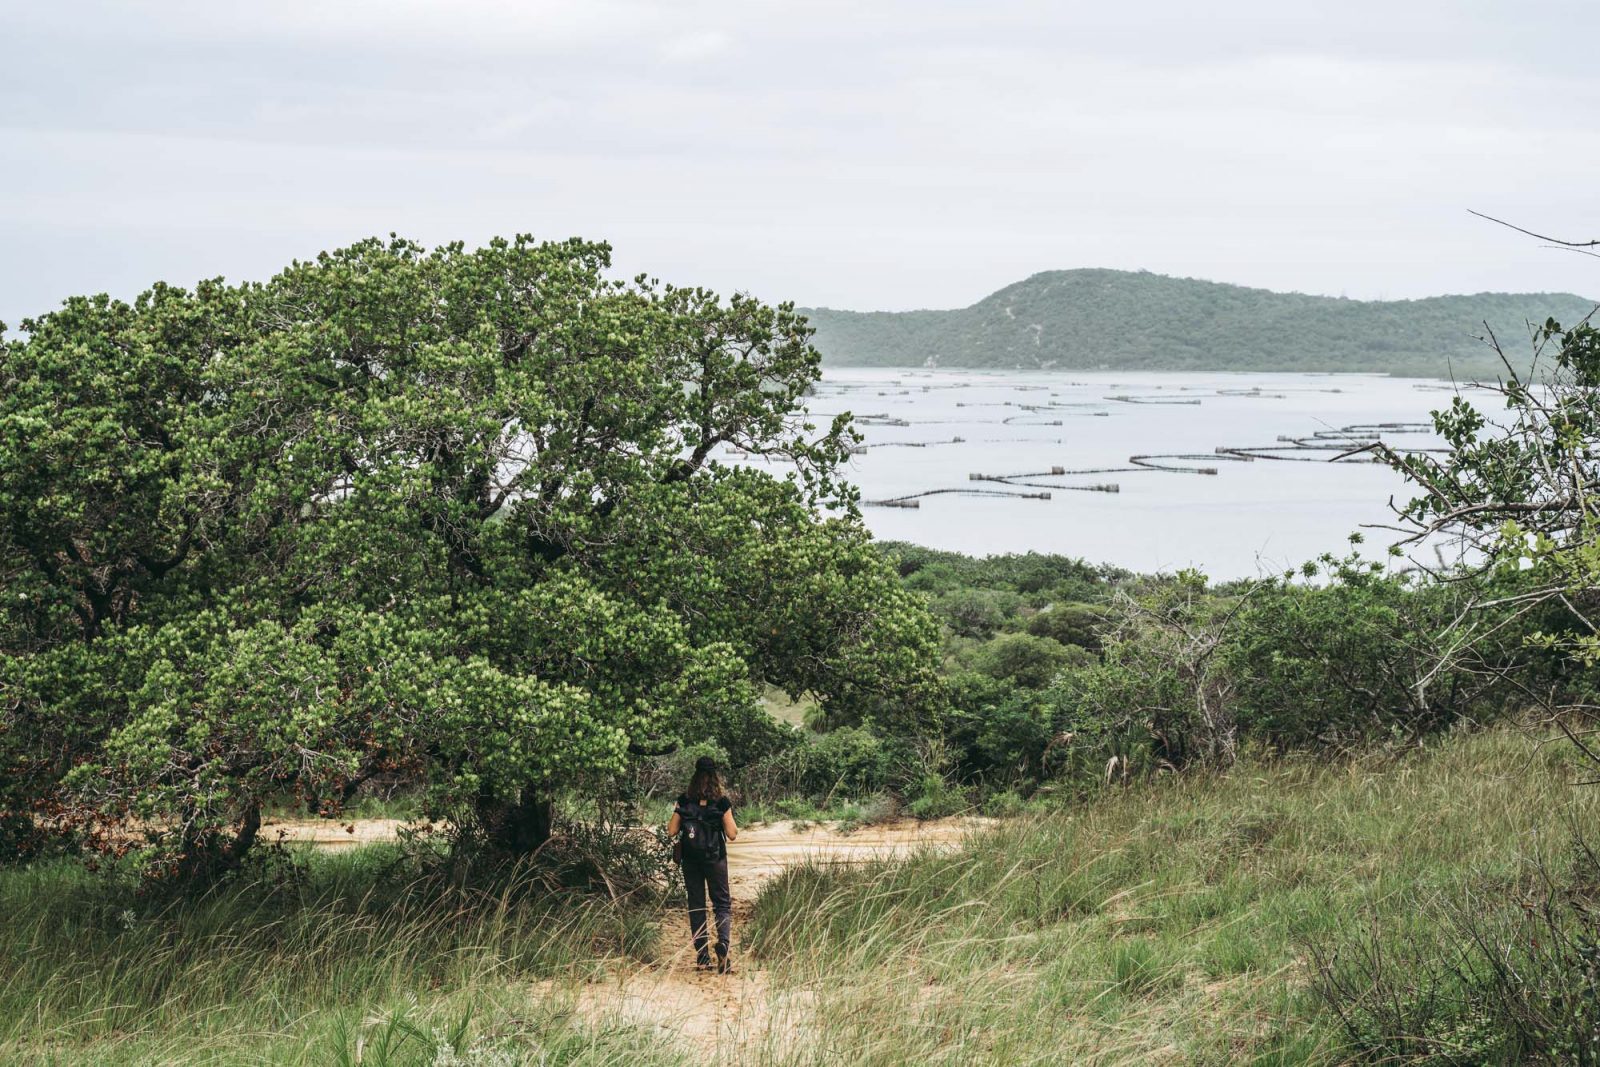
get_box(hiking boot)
[715,945,732,975]
[695,952,713,971]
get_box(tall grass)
[0,845,677,1065]
[742,727,1599,1064]
[3,728,1591,1064]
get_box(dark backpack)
[677,800,725,862]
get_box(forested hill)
[800,269,1597,377]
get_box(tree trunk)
[228,803,261,864]
[479,788,553,856]
[174,803,261,882]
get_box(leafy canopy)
[0,235,942,872]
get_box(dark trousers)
[682,854,732,958]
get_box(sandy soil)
[721,817,981,894]
[266,813,985,1054]
[261,814,981,894]
[260,817,421,848]
[552,817,987,1054]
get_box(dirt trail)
[261,817,416,848]
[721,817,981,894]
[261,815,981,895]
[551,817,987,1054]
[265,814,986,1054]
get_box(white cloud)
[2,0,1598,325]
[658,29,734,64]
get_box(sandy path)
[722,817,980,893]
[552,817,987,1054]
[264,814,985,1053]
[260,817,418,848]
[261,815,981,896]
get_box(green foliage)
[744,729,1599,1064]
[0,846,668,1062]
[1221,555,1514,749]
[1018,557,1541,788]
[0,235,944,875]
[939,670,1054,786]
[1313,839,1600,1065]
[887,542,1113,602]
[802,268,1597,376]
[863,539,1541,795]
[1025,601,1108,651]
[903,774,968,820]
[1389,317,1600,677]
[788,726,892,799]
[1379,312,1600,789]
[929,587,1019,638]
[965,631,1087,688]
[981,789,1028,818]
[1046,573,1237,773]
[724,723,899,807]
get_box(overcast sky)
[3,0,1598,327]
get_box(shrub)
[883,543,1107,600]
[904,774,967,820]
[833,794,901,832]
[1221,561,1516,750]
[968,632,1089,689]
[931,588,1020,638]
[735,726,892,805]
[1026,601,1110,651]
[974,694,1054,784]
[982,790,1027,818]
[1313,839,1600,1065]
[805,727,891,799]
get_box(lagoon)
[785,368,1472,579]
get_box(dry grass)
[742,726,1598,1065]
[2,726,1591,1064]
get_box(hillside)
[801,269,1598,376]
[8,728,1593,1063]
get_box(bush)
[736,726,891,805]
[932,670,1060,786]
[982,790,1027,818]
[1026,602,1109,651]
[1313,839,1600,1065]
[974,632,1093,688]
[833,794,901,832]
[904,773,967,820]
[805,727,891,799]
[1025,561,1530,788]
[881,542,1113,601]
[0,811,51,864]
[539,817,676,902]
[973,694,1053,784]
[931,588,1020,638]
[1222,561,1516,750]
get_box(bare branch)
[1469,210,1600,249]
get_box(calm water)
[765,369,1475,579]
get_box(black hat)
[694,755,718,774]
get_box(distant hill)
[800,269,1597,377]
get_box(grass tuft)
[741,727,1600,1064]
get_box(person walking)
[666,755,738,973]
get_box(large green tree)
[0,236,942,876]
